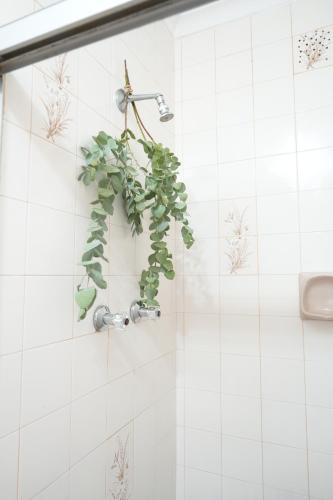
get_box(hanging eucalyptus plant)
[75,63,194,320]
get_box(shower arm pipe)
[127,93,162,103]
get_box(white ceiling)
[166,0,292,37]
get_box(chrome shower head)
[115,89,174,122]
[156,94,174,122]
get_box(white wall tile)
[291,0,333,34]
[256,153,297,195]
[182,129,217,167]
[259,275,299,316]
[185,350,220,392]
[222,394,261,440]
[216,50,252,92]
[222,435,262,484]
[219,159,256,199]
[295,66,333,113]
[33,474,69,500]
[184,275,219,313]
[24,276,73,349]
[218,122,255,162]
[307,405,333,454]
[255,115,296,157]
[72,333,108,399]
[185,428,220,474]
[29,136,76,213]
[221,315,260,357]
[262,400,307,449]
[182,96,216,134]
[0,197,27,275]
[0,354,21,438]
[184,313,220,353]
[109,224,136,276]
[263,443,308,495]
[221,276,259,315]
[217,86,253,127]
[296,106,333,151]
[258,234,300,274]
[308,451,333,499]
[4,67,32,131]
[254,77,294,120]
[223,476,263,500]
[70,386,107,464]
[108,372,134,435]
[84,33,111,67]
[19,407,70,500]
[78,51,110,120]
[70,443,106,500]
[133,409,156,499]
[182,61,215,100]
[0,121,30,201]
[185,389,220,433]
[215,17,251,58]
[185,467,221,500]
[0,432,19,500]
[261,357,305,404]
[301,231,333,272]
[26,205,74,275]
[222,354,261,398]
[21,341,72,425]
[253,38,293,83]
[257,193,299,234]
[264,486,308,500]
[298,147,333,191]
[304,320,333,361]
[252,4,291,47]
[183,166,218,202]
[299,189,333,232]
[0,276,24,355]
[182,29,214,67]
[183,237,219,275]
[306,359,333,408]
[260,316,304,360]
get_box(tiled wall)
[0,2,176,499]
[176,1,333,499]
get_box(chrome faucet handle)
[130,300,161,323]
[93,305,130,332]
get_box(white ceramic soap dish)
[299,273,333,320]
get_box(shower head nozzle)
[114,89,174,122]
[156,94,174,122]
[160,112,174,122]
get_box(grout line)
[249,12,265,499]
[212,24,224,499]
[290,5,311,499]
[178,34,187,500]
[15,56,36,500]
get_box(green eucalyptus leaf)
[98,187,114,198]
[152,205,166,218]
[164,270,175,280]
[156,220,169,233]
[75,287,97,311]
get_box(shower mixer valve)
[130,300,161,323]
[93,305,129,332]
